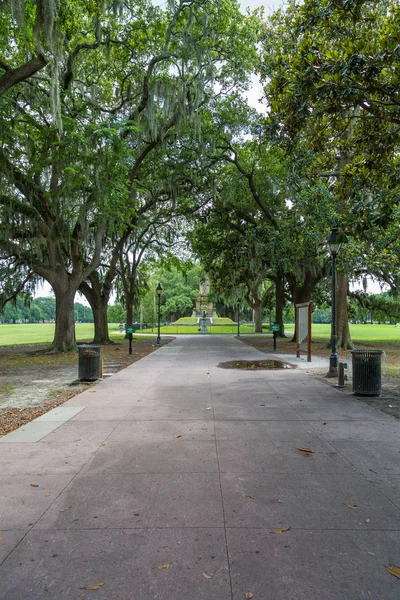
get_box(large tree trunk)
[336,274,354,350]
[275,273,285,337]
[52,280,77,352]
[254,300,263,333]
[80,278,112,345]
[92,297,110,344]
[126,295,134,329]
[120,259,136,337]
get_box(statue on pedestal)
[192,275,218,318]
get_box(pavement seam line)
[211,338,235,600]
[294,387,400,513]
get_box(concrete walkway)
[0,336,399,599]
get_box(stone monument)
[192,276,218,318]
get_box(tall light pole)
[156,283,163,345]
[327,227,342,376]
[236,298,240,337]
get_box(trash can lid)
[77,344,101,349]
[350,349,383,354]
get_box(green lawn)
[143,324,256,334]
[213,317,236,324]
[0,323,124,346]
[173,317,198,324]
[1,321,400,346]
[310,323,400,342]
[142,325,199,334]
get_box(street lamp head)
[156,283,163,296]
[328,226,342,256]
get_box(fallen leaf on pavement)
[80,563,86,567]
[203,572,215,579]
[59,507,70,512]
[0,537,4,542]
[45,492,51,497]
[277,499,282,503]
[158,563,171,570]
[206,407,212,410]
[88,390,96,393]
[100,443,107,447]
[273,527,290,534]
[328,452,337,457]
[298,447,315,453]
[365,517,371,523]
[386,566,400,579]
[245,494,254,499]
[367,552,375,556]
[30,483,39,488]
[81,582,104,590]
[174,435,182,438]
[44,585,48,592]
[345,504,358,509]
[259,404,266,406]
[367,591,372,597]
[245,594,254,599]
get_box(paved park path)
[1,336,399,599]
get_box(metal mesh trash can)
[78,344,101,381]
[350,350,383,396]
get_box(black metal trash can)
[350,350,383,396]
[78,344,101,381]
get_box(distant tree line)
[0,297,93,324]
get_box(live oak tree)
[0,0,58,97]
[260,0,400,207]
[0,0,258,351]
[258,0,400,348]
[180,94,336,335]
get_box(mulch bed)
[218,360,291,370]
[0,336,172,438]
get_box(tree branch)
[0,54,47,97]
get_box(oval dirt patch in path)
[217,360,294,370]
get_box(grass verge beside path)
[0,336,172,438]
[2,321,400,344]
[0,323,122,346]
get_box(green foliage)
[260,0,400,226]
[140,261,202,322]
[107,302,126,324]
[1,0,259,351]
[0,296,93,322]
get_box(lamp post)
[236,299,240,337]
[327,227,342,376]
[156,283,163,345]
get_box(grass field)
[143,324,255,334]
[309,323,400,343]
[213,318,236,324]
[1,322,400,346]
[0,323,123,346]
[173,317,198,324]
